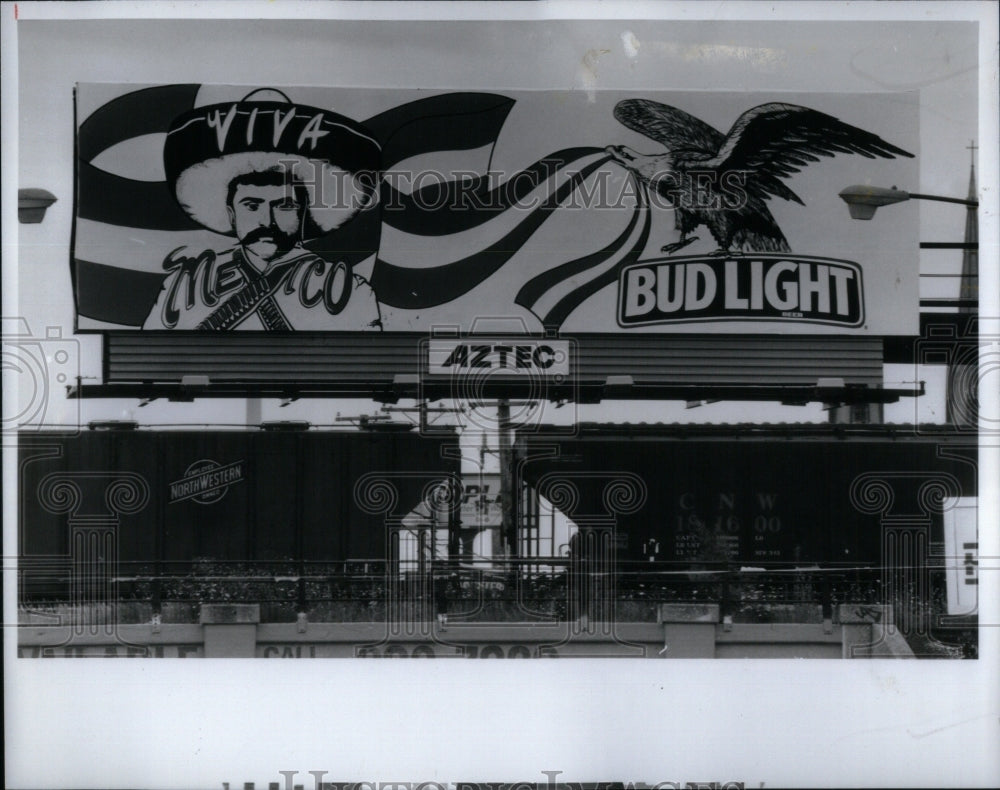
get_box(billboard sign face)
[427,339,571,377]
[460,474,503,528]
[73,84,918,337]
[943,497,978,616]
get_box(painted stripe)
[74,259,167,326]
[77,84,201,162]
[377,176,561,268]
[74,217,228,274]
[377,153,604,267]
[519,190,649,323]
[371,155,611,309]
[364,92,514,170]
[384,143,494,194]
[77,160,202,231]
[381,148,604,236]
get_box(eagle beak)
[605,145,635,164]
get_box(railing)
[21,558,885,619]
[22,557,978,656]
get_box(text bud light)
[618,255,864,327]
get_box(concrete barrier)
[201,604,260,658]
[17,603,914,658]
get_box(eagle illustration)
[606,100,913,254]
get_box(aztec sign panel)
[73,84,918,341]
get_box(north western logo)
[169,459,246,505]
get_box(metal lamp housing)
[838,185,910,220]
[18,188,58,224]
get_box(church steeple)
[959,140,978,312]
[946,141,978,427]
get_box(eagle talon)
[660,236,698,255]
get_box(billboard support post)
[498,399,517,574]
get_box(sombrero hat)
[163,90,381,238]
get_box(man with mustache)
[144,167,382,331]
[144,93,384,331]
[229,170,307,270]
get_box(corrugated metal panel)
[106,333,420,383]
[105,332,882,388]
[518,422,979,443]
[575,336,882,386]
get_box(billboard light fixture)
[837,185,910,220]
[18,188,57,223]
[260,420,311,432]
[839,184,978,220]
[87,420,138,431]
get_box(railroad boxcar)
[518,424,977,569]
[18,427,461,599]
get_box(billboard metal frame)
[69,375,922,405]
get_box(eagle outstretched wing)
[613,99,724,156]
[707,103,914,202]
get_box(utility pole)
[497,398,517,572]
[246,397,261,427]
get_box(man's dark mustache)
[241,226,297,246]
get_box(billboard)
[943,497,978,616]
[459,474,503,528]
[74,84,919,339]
